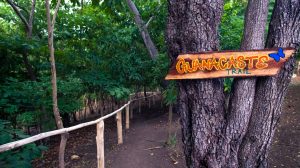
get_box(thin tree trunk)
[238,1,300,167]
[126,0,159,60]
[6,0,37,80]
[27,0,36,38]
[26,0,37,80]
[45,0,67,168]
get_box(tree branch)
[11,0,29,16]
[45,0,52,36]
[146,16,154,28]
[6,0,29,30]
[51,0,62,30]
[126,0,159,60]
[28,0,36,37]
[146,3,162,28]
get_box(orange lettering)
[236,56,246,69]
[219,57,228,70]
[176,58,186,74]
[245,56,258,69]
[256,56,269,69]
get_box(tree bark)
[126,0,159,60]
[45,0,68,168]
[167,1,226,167]
[167,0,299,167]
[224,0,269,167]
[238,0,300,167]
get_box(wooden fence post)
[116,112,123,144]
[126,104,130,129]
[96,120,104,168]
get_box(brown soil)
[33,78,300,168]
[33,103,186,168]
[268,77,300,168]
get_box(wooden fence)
[0,92,161,168]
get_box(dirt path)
[269,78,300,168]
[105,108,185,168]
[33,79,300,168]
[33,103,186,168]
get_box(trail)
[33,80,300,168]
[33,102,186,168]
[269,78,300,168]
[105,106,185,168]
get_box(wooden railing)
[0,92,160,168]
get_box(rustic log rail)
[0,92,160,168]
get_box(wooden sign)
[165,48,295,80]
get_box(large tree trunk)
[167,1,226,167]
[238,0,300,167]
[167,0,299,167]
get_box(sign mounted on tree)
[165,48,295,80]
